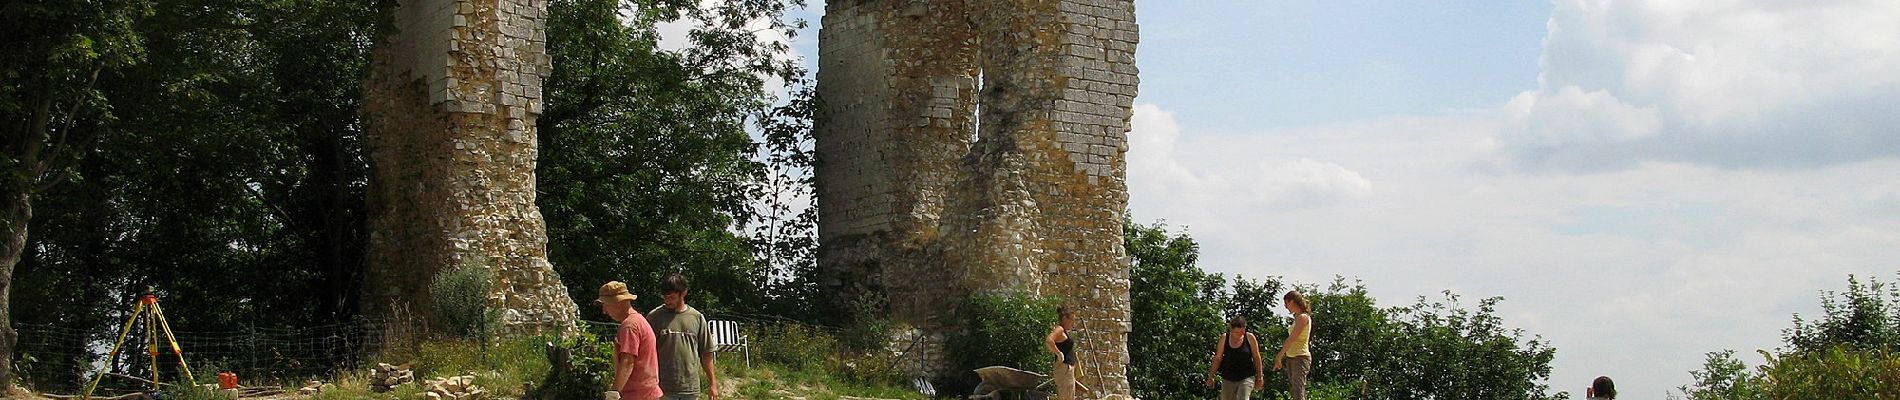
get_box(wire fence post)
[246,323,259,382]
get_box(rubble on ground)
[298,380,329,395]
[420,375,486,400]
[369,363,416,393]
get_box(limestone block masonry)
[362,0,576,338]
[816,0,1139,395]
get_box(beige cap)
[597,281,637,304]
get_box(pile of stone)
[369,363,416,393]
[298,380,329,395]
[420,375,486,400]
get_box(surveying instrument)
[81,288,196,399]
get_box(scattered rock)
[298,380,328,395]
[419,374,487,400]
[370,362,416,393]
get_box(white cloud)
[1118,1,1900,398]
[1493,0,1900,171]
[1129,104,1373,212]
[1126,97,1900,397]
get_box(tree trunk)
[0,179,33,393]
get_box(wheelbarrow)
[967,366,1092,400]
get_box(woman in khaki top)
[1275,291,1313,400]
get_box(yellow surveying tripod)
[81,289,195,399]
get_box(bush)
[527,332,613,400]
[430,261,498,340]
[839,317,910,387]
[942,291,1062,394]
[753,323,841,372]
[1759,346,1900,399]
[1297,380,1366,400]
[1675,346,1900,400]
[747,321,910,388]
[1675,273,1900,400]
[156,381,228,400]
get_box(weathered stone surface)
[363,0,575,338]
[421,374,487,400]
[370,363,415,393]
[816,0,1138,395]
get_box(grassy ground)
[161,335,931,400]
[716,356,926,400]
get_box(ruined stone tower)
[361,0,577,337]
[815,0,1139,394]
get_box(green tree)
[1674,273,1900,399]
[2,0,154,390]
[538,0,810,320]
[1675,350,1764,400]
[1784,274,1899,354]
[943,292,1063,393]
[1125,220,1228,400]
[10,0,377,389]
[1123,220,1563,400]
[1372,292,1560,400]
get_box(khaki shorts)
[1219,377,1254,400]
[1053,363,1076,400]
[1284,356,1311,400]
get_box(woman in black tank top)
[1055,335,1077,366]
[1206,316,1265,399]
[1046,306,1081,400]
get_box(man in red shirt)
[599,281,662,400]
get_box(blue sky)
[762,0,1900,397]
[1137,1,1550,131]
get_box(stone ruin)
[361,0,577,337]
[814,0,1140,395]
[358,0,1143,393]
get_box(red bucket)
[218,372,238,389]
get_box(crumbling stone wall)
[362,0,576,338]
[816,0,1138,394]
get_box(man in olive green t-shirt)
[648,273,718,400]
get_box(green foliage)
[1784,274,1900,354]
[159,382,230,400]
[1757,346,1900,399]
[746,322,908,388]
[1124,220,1562,400]
[1673,346,1900,400]
[538,0,816,323]
[753,323,839,372]
[1125,220,1228,399]
[1676,350,1763,400]
[1675,273,1900,399]
[942,292,1062,393]
[528,332,613,400]
[11,0,378,390]
[1372,291,1560,400]
[429,262,497,340]
[1285,380,1365,400]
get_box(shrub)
[753,323,841,373]
[942,291,1062,394]
[430,260,498,340]
[528,332,613,400]
[1675,273,1900,400]
[1759,346,1900,399]
[157,381,228,400]
[743,320,914,389]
